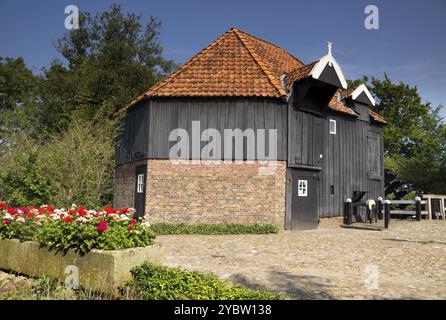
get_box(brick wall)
[114,160,286,227]
[113,160,146,210]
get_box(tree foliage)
[0,5,175,207]
[349,75,446,195]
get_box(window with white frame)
[329,119,336,134]
[298,180,308,197]
[137,174,144,193]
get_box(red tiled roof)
[283,61,318,90]
[369,109,386,123]
[338,88,355,99]
[129,28,303,103]
[125,28,385,123]
[336,88,386,123]
[328,93,358,116]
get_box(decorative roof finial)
[328,41,333,56]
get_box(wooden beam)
[388,200,415,205]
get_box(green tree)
[0,133,51,206]
[0,57,39,154]
[0,5,176,207]
[36,117,117,208]
[54,4,176,120]
[349,75,446,195]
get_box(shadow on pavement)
[229,269,335,300]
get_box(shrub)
[128,262,281,300]
[0,203,155,255]
[0,118,117,209]
[150,223,279,235]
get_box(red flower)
[0,202,8,210]
[128,225,135,230]
[24,211,35,218]
[130,219,137,225]
[96,220,108,232]
[77,207,87,217]
[64,217,74,223]
[2,218,11,224]
[7,207,18,215]
[19,207,31,216]
[118,207,130,214]
[67,209,75,216]
[105,207,116,215]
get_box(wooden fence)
[387,198,424,220]
[422,194,446,220]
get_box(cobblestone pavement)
[157,219,446,299]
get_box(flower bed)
[0,202,155,254]
[0,202,163,293]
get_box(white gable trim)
[351,84,376,106]
[308,54,348,89]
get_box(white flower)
[141,221,151,228]
[120,214,130,221]
[16,217,25,223]
[76,217,88,223]
[4,213,13,220]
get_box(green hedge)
[150,223,279,235]
[128,262,281,300]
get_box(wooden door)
[134,165,147,219]
[291,169,320,229]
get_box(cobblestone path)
[157,219,446,299]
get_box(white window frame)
[329,119,336,135]
[137,174,144,193]
[298,180,308,197]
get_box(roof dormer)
[308,42,348,89]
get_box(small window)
[137,174,144,193]
[329,119,336,135]
[298,180,308,197]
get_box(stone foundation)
[0,239,164,294]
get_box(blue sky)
[1,0,445,118]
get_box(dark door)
[134,165,147,219]
[290,169,319,229]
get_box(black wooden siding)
[116,97,288,165]
[117,95,384,218]
[319,108,384,217]
[288,106,323,169]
